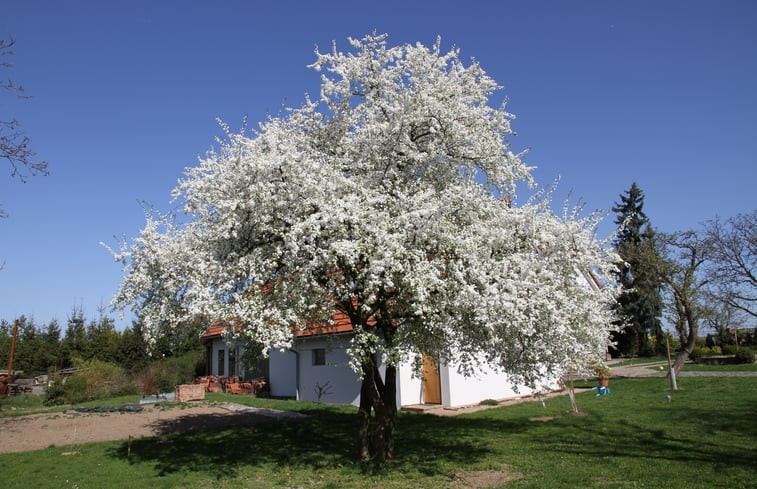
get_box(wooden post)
[7,319,19,378]
[567,370,579,413]
[665,333,678,391]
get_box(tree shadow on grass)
[532,404,757,471]
[106,407,536,480]
[393,411,534,475]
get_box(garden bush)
[44,359,137,406]
[734,348,756,364]
[690,346,726,363]
[690,347,705,362]
[722,344,739,356]
[139,350,205,395]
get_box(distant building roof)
[201,308,358,341]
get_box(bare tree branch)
[654,230,712,375]
[703,210,757,319]
[1,35,48,185]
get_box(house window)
[312,348,326,366]
[229,347,236,378]
[218,349,225,376]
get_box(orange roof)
[201,308,361,340]
[201,319,243,339]
[296,309,354,337]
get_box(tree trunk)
[357,371,373,460]
[373,363,397,462]
[672,304,698,376]
[356,349,398,462]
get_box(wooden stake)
[567,370,579,413]
[7,319,19,377]
[665,334,678,391]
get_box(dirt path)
[0,403,302,454]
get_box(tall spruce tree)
[612,183,664,356]
[60,305,88,367]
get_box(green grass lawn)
[682,363,757,372]
[610,356,757,372]
[0,393,143,417]
[1,377,755,488]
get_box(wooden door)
[422,354,442,404]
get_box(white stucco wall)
[398,355,549,408]
[444,362,533,407]
[206,335,553,409]
[397,363,423,407]
[295,334,362,405]
[269,348,297,398]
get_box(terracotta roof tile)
[201,308,366,340]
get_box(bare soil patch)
[528,416,555,422]
[563,410,588,417]
[0,402,293,454]
[451,465,523,488]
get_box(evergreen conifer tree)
[115,322,150,372]
[60,305,88,367]
[612,183,664,356]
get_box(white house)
[201,314,552,409]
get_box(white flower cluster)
[109,34,619,384]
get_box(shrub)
[111,383,141,397]
[44,359,137,406]
[43,377,67,406]
[722,345,739,356]
[665,336,681,352]
[690,347,705,362]
[592,363,612,379]
[734,348,756,364]
[165,350,205,383]
[691,346,725,362]
[44,374,88,406]
[139,350,205,395]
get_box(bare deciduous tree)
[1,35,49,218]
[703,210,757,321]
[654,230,712,375]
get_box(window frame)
[312,348,326,366]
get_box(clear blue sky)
[2,1,755,329]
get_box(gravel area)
[0,402,301,454]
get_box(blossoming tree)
[110,34,619,461]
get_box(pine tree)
[86,313,119,363]
[13,316,41,375]
[612,183,664,356]
[39,319,63,372]
[60,305,88,367]
[115,322,150,372]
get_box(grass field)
[682,363,757,372]
[611,357,757,372]
[1,377,755,488]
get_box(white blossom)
[109,33,619,385]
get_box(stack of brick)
[175,383,205,402]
